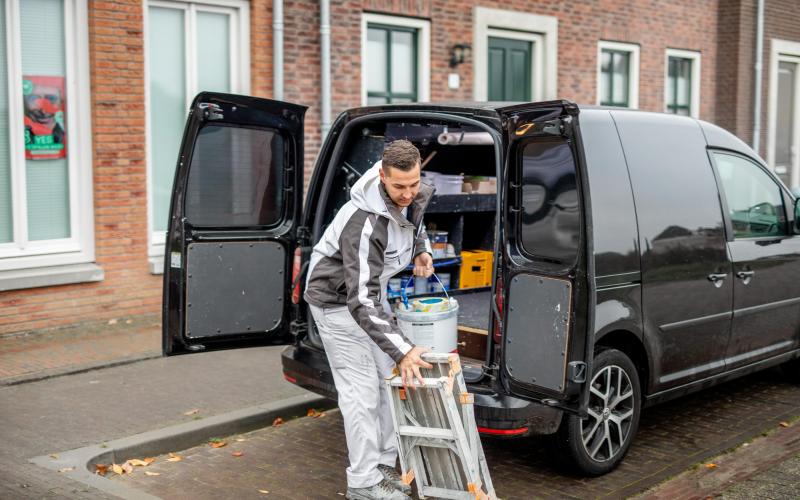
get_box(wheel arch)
[594,329,651,397]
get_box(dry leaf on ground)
[780,421,790,428]
[232,451,243,457]
[272,417,284,427]
[258,490,269,495]
[184,409,200,416]
[235,438,246,442]
[58,467,75,473]
[95,464,109,476]
[144,471,161,476]
[127,459,151,467]
[307,408,322,418]
[210,441,227,448]
[167,453,183,462]
[121,462,134,474]
[112,463,124,475]
[108,319,118,325]
[49,454,58,459]
[143,457,156,465]
[704,463,718,469]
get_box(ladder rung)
[398,425,455,440]
[421,485,474,499]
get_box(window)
[767,39,800,189]
[518,139,580,264]
[361,13,430,106]
[146,0,250,271]
[0,0,94,272]
[185,125,284,227]
[597,41,640,108]
[714,152,786,238]
[665,49,701,118]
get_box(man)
[304,139,435,500]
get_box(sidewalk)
[0,314,161,385]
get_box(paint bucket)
[387,278,403,298]
[395,275,459,353]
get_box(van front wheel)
[554,348,642,476]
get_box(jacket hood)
[349,160,436,228]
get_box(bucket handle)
[400,273,450,309]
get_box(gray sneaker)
[346,479,410,500]
[377,464,412,495]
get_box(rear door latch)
[568,361,587,383]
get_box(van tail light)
[291,247,302,304]
[493,277,503,344]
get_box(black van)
[162,93,800,475]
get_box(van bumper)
[281,344,562,437]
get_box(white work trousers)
[309,304,398,488]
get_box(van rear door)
[496,100,595,415]
[163,92,307,355]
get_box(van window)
[185,125,285,227]
[518,139,580,264]
[713,152,787,238]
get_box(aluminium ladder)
[385,352,496,500]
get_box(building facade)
[0,0,798,334]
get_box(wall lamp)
[449,43,471,68]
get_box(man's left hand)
[413,252,434,277]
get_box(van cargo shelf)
[426,193,495,213]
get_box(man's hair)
[382,139,421,172]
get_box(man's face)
[24,84,62,127]
[380,162,421,208]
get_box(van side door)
[710,151,800,368]
[163,92,307,355]
[496,101,595,415]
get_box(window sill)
[0,263,104,292]
[149,256,164,275]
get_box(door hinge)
[568,361,587,383]
[290,320,308,338]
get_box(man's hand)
[413,252,434,278]
[398,346,434,388]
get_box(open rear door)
[496,100,595,416]
[163,92,307,355]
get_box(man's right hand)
[398,346,434,388]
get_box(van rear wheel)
[554,348,641,476]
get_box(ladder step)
[398,425,455,440]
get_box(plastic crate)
[459,250,493,288]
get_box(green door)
[488,37,532,101]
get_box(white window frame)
[473,6,558,102]
[766,38,800,188]
[597,40,640,109]
[664,48,701,118]
[0,0,94,272]
[360,13,430,106]
[144,0,250,272]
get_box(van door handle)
[736,270,755,285]
[707,273,727,288]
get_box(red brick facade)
[0,0,798,335]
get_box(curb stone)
[30,393,334,500]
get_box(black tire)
[554,348,642,476]
[780,357,800,383]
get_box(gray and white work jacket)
[304,161,434,363]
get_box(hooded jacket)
[304,160,434,363]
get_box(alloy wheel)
[579,364,635,462]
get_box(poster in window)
[23,76,67,160]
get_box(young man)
[304,140,435,500]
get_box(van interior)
[308,116,499,366]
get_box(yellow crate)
[459,250,493,288]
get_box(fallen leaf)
[210,441,227,448]
[127,459,150,467]
[232,451,243,457]
[184,409,200,416]
[167,453,183,462]
[705,463,718,469]
[125,319,132,324]
[122,462,134,474]
[307,408,322,418]
[235,438,246,442]
[258,490,269,495]
[144,457,156,465]
[144,471,161,476]
[58,467,75,473]
[272,417,284,427]
[780,422,790,428]
[95,464,109,476]
[108,319,118,325]
[112,463,124,475]
[49,454,58,459]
